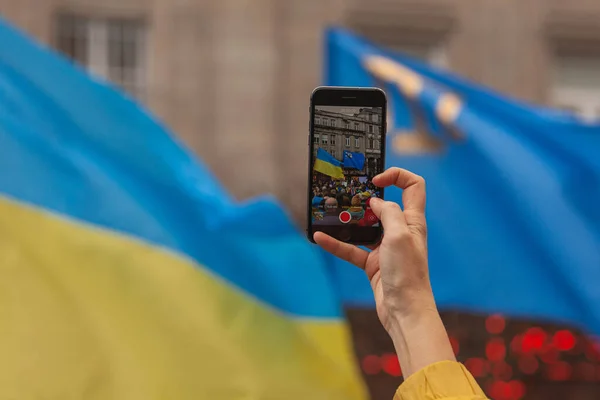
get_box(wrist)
[384,287,437,326]
[385,295,438,338]
[383,292,456,378]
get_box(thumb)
[369,197,384,218]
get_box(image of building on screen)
[311,106,383,227]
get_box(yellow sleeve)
[394,361,488,400]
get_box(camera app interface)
[311,106,383,227]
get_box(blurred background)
[1,0,599,399]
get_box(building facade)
[1,0,600,224]
[313,107,382,177]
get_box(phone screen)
[308,88,386,244]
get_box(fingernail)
[370,197,382,205]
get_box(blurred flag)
[343,150,366,170]
[315,147,345,179]
[325,27,600,334]
[0,19,366,399]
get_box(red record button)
[339,211,352,224]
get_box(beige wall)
[2,0,600,223]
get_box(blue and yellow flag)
[0,19,366,399]
[314,148,345,179]
[343,150,366,171]
[325,28,600,334]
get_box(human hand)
[314,167,455,377]
[314,167,432,330]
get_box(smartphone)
[307,86,387,244]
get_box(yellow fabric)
[394,361,487,400]
[314,158,345,179]
[0,196,366,400]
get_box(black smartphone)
[307,86,387,244]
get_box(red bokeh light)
[381,353,402,377]
[449,336,460,356]
[584,338,600,362]
[546,361,572,381]
[553,330,576,351]
[486,314,506,334]
[361,355,381,375]
[486,338,506,361]
[517,355,539,375]
[488,380,512,400]
[539,345,560,364]
[521,327,547,353]
[488,379,526,400]
[491,361,513,380]
[464,357,488,378]
[509,380,526,400]
[510,334,523,355]
[575,362,596,381]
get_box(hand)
[314,167,431,330]
[314,167,455,377]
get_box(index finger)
[313,232,369,270]
[372,167,426,215]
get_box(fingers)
[372,168,427,234]
[369,197,409,235]
[372,167,426,214]
[313,231,369,270]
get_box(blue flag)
[343,150,366,170]
[0,19,366,398]
[326,27,600,334]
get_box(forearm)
[386,295,456,378]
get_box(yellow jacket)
[394,361,488,400]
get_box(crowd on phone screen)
[311,176,381,226]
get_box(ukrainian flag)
[0,19,366,399]
[314,148,345,179]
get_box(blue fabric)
[343,150,366,170]
[326,27,600,334]
[317,147,342,166]
[0,17,344,318]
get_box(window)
[322,118,328,126]
[331,150,336,158]
[313,135,320,144]
[315,117,321,125]
[56,14,88,65]
[368,125,374,133]
[345,122,350,129]
[331,135,336,145]
[345,137,351,147]
[355,137,360,147]
[373,114,379,123]
[551,56,600,122]
[321,135,328,145]
[56,14,146,98]
[369,138,374,149]
[375,140,379,149]
[330,119,336,128]
[354,122,360,131]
